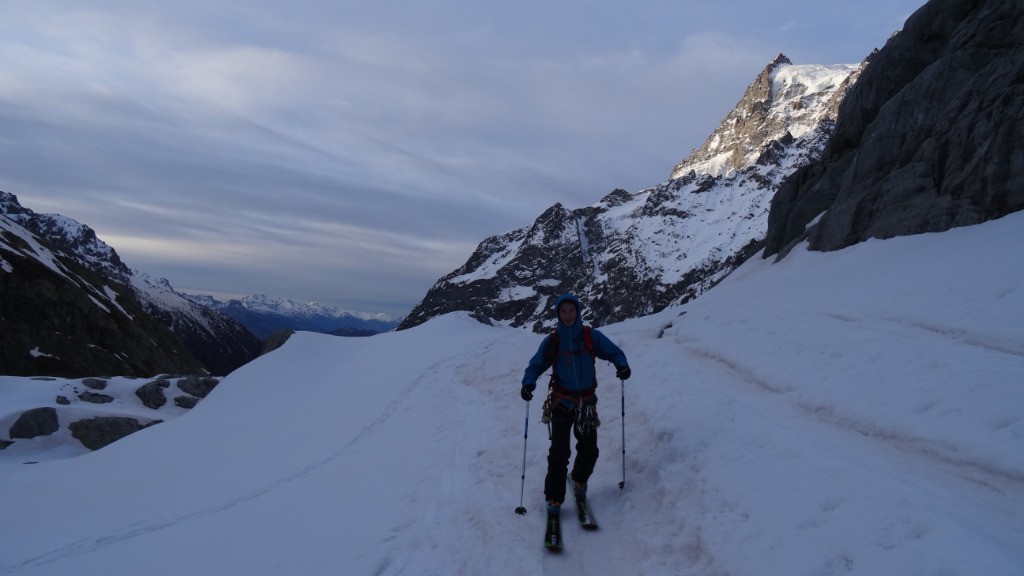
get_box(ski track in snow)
[682,336,1024,487]
[665,322,1024,570]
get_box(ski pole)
[619,378,626,490]
[515,400,529,514]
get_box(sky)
[0,0,925,316]
[1,210,1021,574]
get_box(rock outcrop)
[764,0,1024,257]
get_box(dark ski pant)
[544,407,598,504]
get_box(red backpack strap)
[544,326,595,365]
[582,326,595,363]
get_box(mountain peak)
[399,56,860,331]
[669,55,859,180]
[769,52,793,67]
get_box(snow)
[2,213,132,319]
[234,293,400,322]
[770,64,859,139]
[101,285,133,319]
[0,214,72,282]
[450,236,524,284]
[1,212,1023,575]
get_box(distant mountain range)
[184,293,400,339]
[1,192,399,377]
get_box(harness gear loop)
[576,403,601,436]
[542,378,601,436]
[541,395,553,425]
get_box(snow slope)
[1,212,1022,575]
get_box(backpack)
[543,326,596,368]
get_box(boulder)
[81,378,108,390]
[135,379,169,409]
[68,417,161,451]
[174,395,200,409]
[177,375,219,399]
[78,391,114,404]
[9,407,59,439]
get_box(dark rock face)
[765,0,1024,257]
[9,407,59,439]
[68,416,160,451]
[0,252,203,376]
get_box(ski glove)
[616,365,631,380]
[521,386,534,401]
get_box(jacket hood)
[553,293,582,327]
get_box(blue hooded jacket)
[521,294,629,398]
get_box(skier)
[520,293,630,517]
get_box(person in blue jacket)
[521,293,630,515]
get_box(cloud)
[0,0,926,314]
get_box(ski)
[544,511,563,552]
[568,478,599,530]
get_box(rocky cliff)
[764,0,1024,257]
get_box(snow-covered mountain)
[1,193,207,376]
[0,191,133,284]
[670,54,857,180]
[400,54,862,331]
[0,192,259,376]
[187,293,401,339]
[130,273,261,376]
[2,208,1021,575]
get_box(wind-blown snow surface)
[2,213,1023,575]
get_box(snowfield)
[1,212,1022,575]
